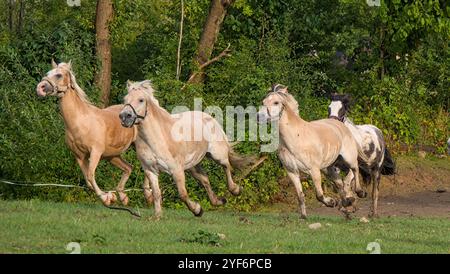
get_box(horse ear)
[272,84,288,93]
[67,60,72,69]
[51,59,57,69]
[140,80,152,88]
[278,85,288,94]
[126,80,133,90]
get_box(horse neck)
[279,106,308,141]
[59,88,92,129]
[138,99,175,144]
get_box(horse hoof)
[325,198,337,208]
[100,193,111,206]
[108,192,117,204]
[194,207,204,217]
[231,185,243,196]
[216,197,227,206]
[118,192,129,206]
[300,214,307,220]
[357,190,367,198]
[341,197,355,207]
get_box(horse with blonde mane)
[36,60,142,207]
[257,84,366,219]
[119,80,252,218]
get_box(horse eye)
[274,102,279,105]
[55,73,62,79]
[139,99,144,103]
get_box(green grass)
[0,199,449,254]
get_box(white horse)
[329,93,395,217]
[119,80,252,218]
[257,84,365,219]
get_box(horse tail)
[358,163,372,185]
[228,147,257,171]
[381,148,396,175]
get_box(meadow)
[1,199,449,254]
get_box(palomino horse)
[329,93,395,217]
[36,60,139,206]
[257,84,365,219]
[119,80,251,218]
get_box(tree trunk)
[379,26,385,80]
[95,0,114,107]
[17,0,25,35]
[188,0,234,84]
[8,0,14,32]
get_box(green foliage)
[179,230,225,247]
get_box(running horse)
[328,93,395,217]
[119,80,253,218]
[257,84,367,219]
[36,60,143,206]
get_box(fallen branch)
[236,155,268,182]
[106,205,141,218]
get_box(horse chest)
[65,132,89,156]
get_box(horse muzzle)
[36,81,53,97]
[119,111,136,128]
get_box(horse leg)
[189,165,226,206]
[369,169,381,218]
[310,168,337,207]
[173,169,203,217]
[75,157,93,190]
[109,156,132,206]
[144,169,161,218]
[351,165,367,198]
[87,150,117,206]
[286,171,307,219]
[208,144,242,196]
[142,173,154,206]
[325,167,354,207]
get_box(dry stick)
[106,205,141,218]
[176,0,184,80]
[182,44,232,90]
[235,155,268,182]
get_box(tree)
[95,0,114,107]
[8,0,14,32]
[17,0,25,35]
[376,0,450,79]
[187,0,234,84]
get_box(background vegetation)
[0,0,449,209]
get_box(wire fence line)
[0,179,142,193]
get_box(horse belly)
[278,147,309,173]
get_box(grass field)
[1,199,449,254]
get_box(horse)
[328,93,395,217]
[119,80,252,218]
[36,60,142,207]
[257,84,366,219]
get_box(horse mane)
[268,84,299,114]
[128,80,161,107]
[330,93,352,114]
[59,63,92,105]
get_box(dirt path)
[271,155,450,218]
